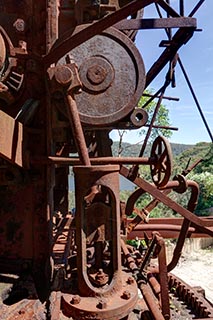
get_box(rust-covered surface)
[0,0,212,319]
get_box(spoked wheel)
[150,136,173,188]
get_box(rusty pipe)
[65,93,100,202]
[145,233,170,320]
[120,238,138,271]
[167,179,199,271]
[147,273,161,296]
[32,156,154,165]
[65,93,91,166]
[139,281,165,320]
[126,180,183,218]
[126,178,199,236]
[138,180,199,300]
[129,224,195,233]
[133,179,199,272]
[126,157,202,219]
[155,234,170,320]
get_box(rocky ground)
[172,246,213,304]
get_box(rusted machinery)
[0,1,212,319]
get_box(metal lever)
[64,93,99,203]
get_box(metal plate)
[58,26,146,126]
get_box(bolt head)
[121,290,131,300]
[127,276,134,285]
[87,65,107,85]
[71,295,81,305]
[13,19,25,32]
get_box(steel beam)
[114,17,197,30]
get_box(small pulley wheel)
[130,108,148,128]
[150,136,173,188]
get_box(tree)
[190,171,213,216]
[138,90,172,141]
[194,143,213,174]
[117,130,127,156]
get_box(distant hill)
[112,141,194,157]
[175,142,211,161]
[173,142,212,174]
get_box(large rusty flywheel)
[58,26,146,126]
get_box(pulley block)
[58,26,146,126]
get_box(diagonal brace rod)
[43,0,157,66]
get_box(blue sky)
[111,1,213,145]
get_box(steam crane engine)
[0,1,212,319]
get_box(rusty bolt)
[19,40,27,51]
[18,310,25,314]
[96,299,107,309]
[127,276,134,285]
[55,66,73,86]
[95,269,109,286]
[70,295,81,305]
[121,290,131,300]
[87,65,107,85]
[13,19,25,32]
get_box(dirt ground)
[172,246,213,304]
